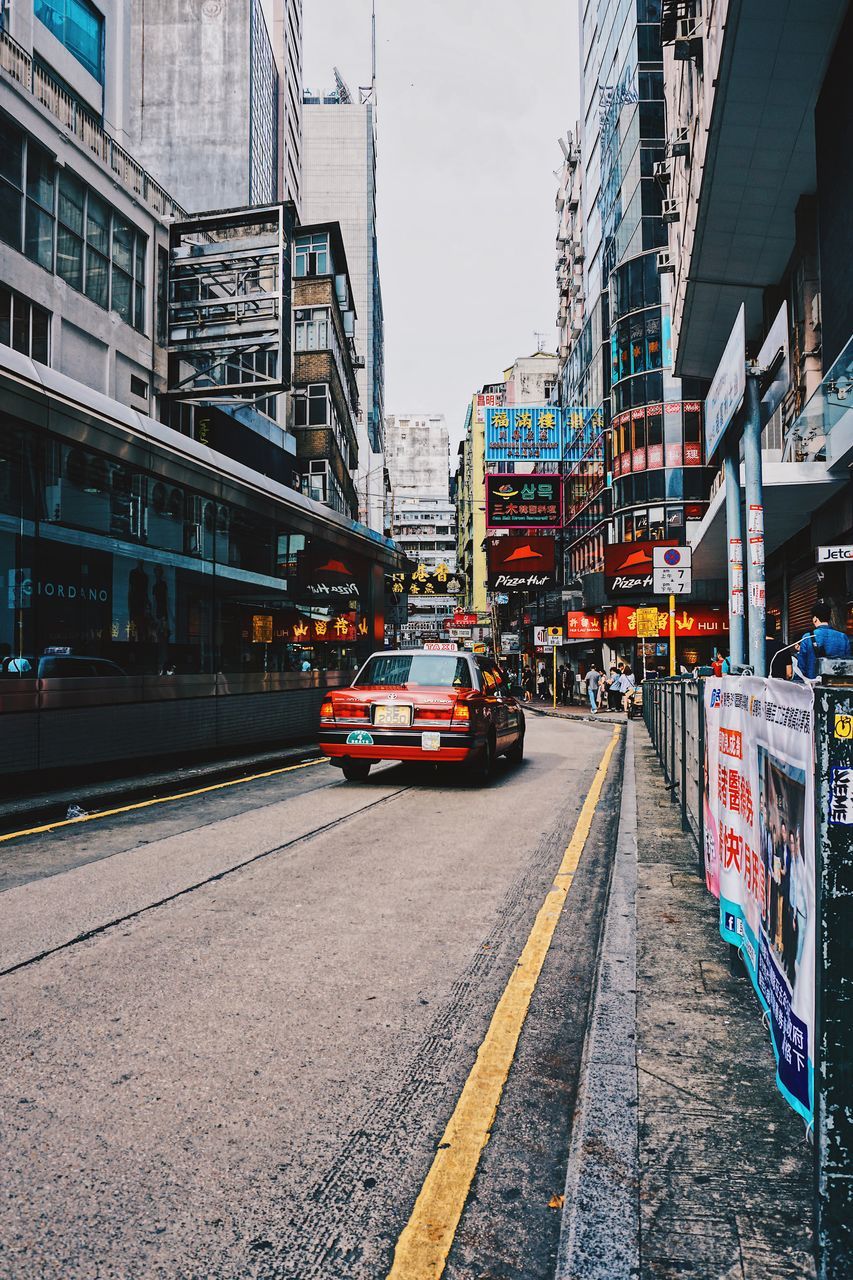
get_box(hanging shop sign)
[486,474,563,530]
[251,614,273,644]
[705,303,746,462]
[475,385,506,424]
[484,405,564,463]
[602,605,728,638]
[635,607,660,639]
[565,611,602,639]
[604,541,676,595]
[703,677,815,1125]
[289,614,367,643]
[389,563,463,596]
[486,536,557,591]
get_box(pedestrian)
[537,659,549,700]
[620,665,636,713]
[794,599,851,680]
[607,664,621,711]
[565,661,575,704]
[521,665,534,702]
[585,663,601,713]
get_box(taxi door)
[477,659,511,747]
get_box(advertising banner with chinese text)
[484,406,563,463]
[703,677,815,1123]
[486,475,562,530]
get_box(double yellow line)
[388,725,622,1278]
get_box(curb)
[0,743,322,833]
[555,723,640,1280]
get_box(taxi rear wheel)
[505,729,524,765]
[468,734,495,785]
[342,759,371,782]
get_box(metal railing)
[643,677,705,876]
[0,27,185,223]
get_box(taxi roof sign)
[422,641,458,652]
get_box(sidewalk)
[557,725,815,1279]
[525,698,627,724]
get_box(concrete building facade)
[127,0,302,216]
[385,413,456,639]
[302,75,385,533]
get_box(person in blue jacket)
[795,600,851,680]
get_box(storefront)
[602,604,729,676]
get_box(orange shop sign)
[603,606,728,638]
[565,611,602,638]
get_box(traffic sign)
[653,545,692,569]
[653,566,692,595]
[534,626,563,647]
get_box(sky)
[303,1,581,450]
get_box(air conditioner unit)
[657,250,675,275]
[653,160,671,187]
[674,18,702,61]
[671,128,690,160]
[662,198,680,224]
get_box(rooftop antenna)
[333,66,353,103]
[534,331,546,353]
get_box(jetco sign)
[487,536,557,591]
[604,541,676,595]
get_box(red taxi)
[319,647,525,783]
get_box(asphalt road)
[0,714,623,1280]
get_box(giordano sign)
[7,571,110,608]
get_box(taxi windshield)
[354,654,472,689]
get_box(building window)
[0,284,51,362]
[294,234,331,277]
[294,307,331,351]
[34,0,104,83]
[249,0,277,204]
[294,383,330,427]
[0,114,147,331]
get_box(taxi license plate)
[421,732,441,752]
[372,703,412,727]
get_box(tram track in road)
[0,780,414,980]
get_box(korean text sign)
[486,474,562,530]
[703,677,815,1124]
[484,406,563,463]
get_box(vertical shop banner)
[703,677,815,1123]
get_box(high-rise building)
[127,0,302,215]
[302,68,385,532]
[557,0,720,670]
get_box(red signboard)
[487,536,557,590]
[565,611,603,639]
[684,442,702,466]
[604,541,676,595]
[454,611,478,626]
[602,605,728,639]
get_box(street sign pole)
[743,370,766,676]
[552,644,557,710]
[669,594,676,676]
[725,443,746,668]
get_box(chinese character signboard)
[484,405,563,463]
[486,474,562,530]
[703,677,815,1125]
[251,614,273,644]
[565,612,602,639]
[602,605,727,638]
[389,562,463,597]
[486,536,557,591]
[475,384,506,424]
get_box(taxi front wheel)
[342,759,371,782]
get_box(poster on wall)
[703,677,815,1124]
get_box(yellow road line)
[0,757,324,845]
[387,725,622,1279]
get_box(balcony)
[0,27,184,223]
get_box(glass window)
[86,191,109,255]
[57,172,84,288]
[0,178,22,251]
[35,0,104,83]
[294,307,331,351]
[294,232,331,277]
[355,653,472,689]
[85,246,109,308]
